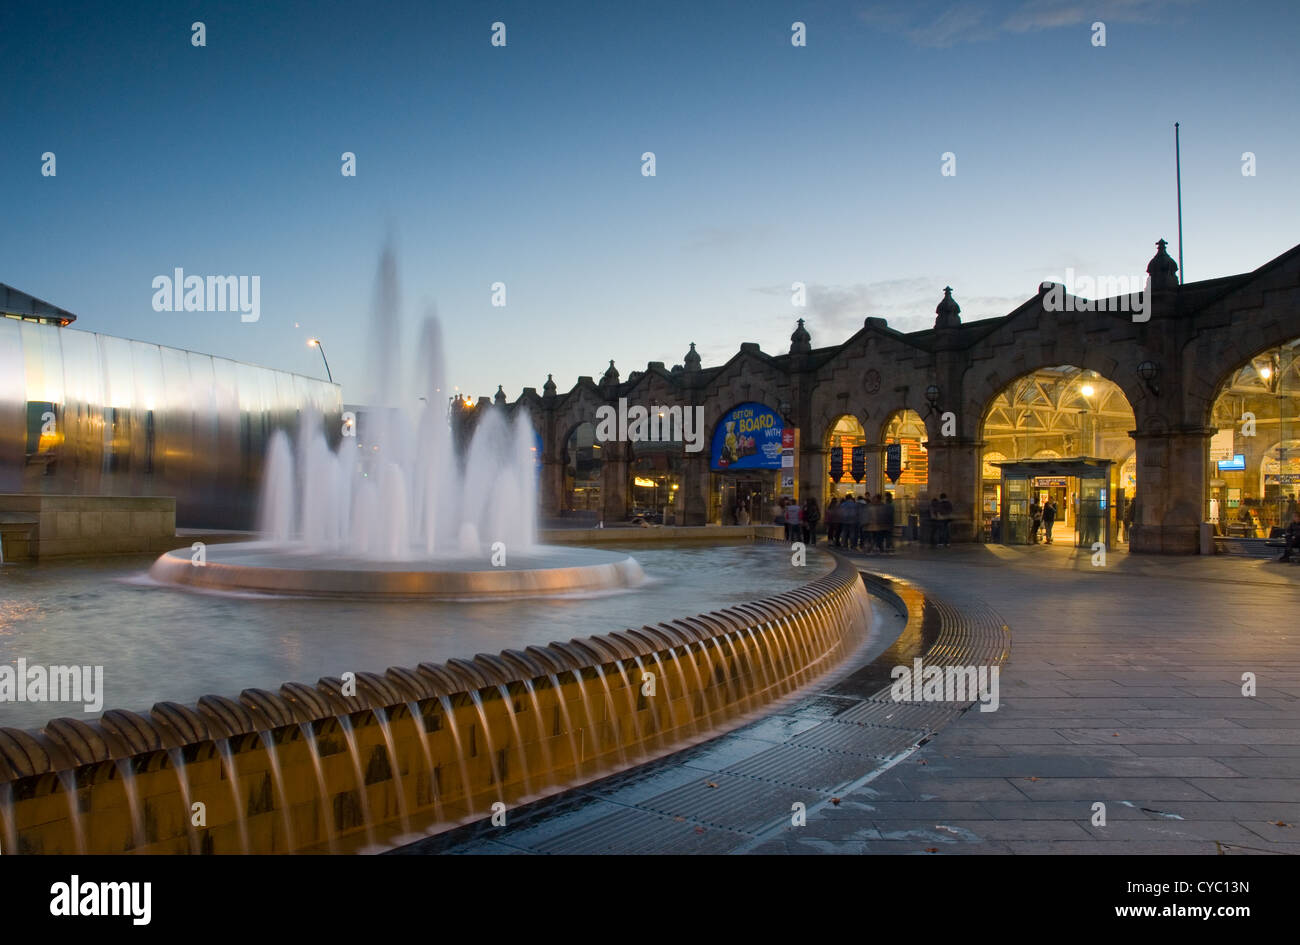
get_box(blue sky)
[2,0,1296,404]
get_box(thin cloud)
[1002,0,1202,33]
[860,0,1201,47]
[750,279,1036,344]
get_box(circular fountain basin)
[149,542,647,599]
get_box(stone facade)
[462,240,1300,554]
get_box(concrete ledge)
[0,494,176,561]
[0,545,873,854]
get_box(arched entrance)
[1207,339,1300,538]
[630,426,685,524]
[562,422,602,513]
[880,409,929,531]
[824,414,867,501]
[980,366,1137,546]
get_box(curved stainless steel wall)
[0,320,341,529]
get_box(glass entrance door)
[1002,475,1030,544]
[1076,478,1108,548]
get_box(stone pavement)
[761,541,1299,854]
[398,543,1300,855]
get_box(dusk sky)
[3,0,1296,405]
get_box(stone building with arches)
[470,239,1300,554]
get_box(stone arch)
[965,351,1147,439]
[558,420,603,513]
[550,384,608,452]
[977,365,1137,455]
[977,364,1138,545]
[823,413,867,497]
[1202,337,1300,537]
[1198,334,1300,429]
[873,408,931,523]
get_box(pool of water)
[0,541,834,731]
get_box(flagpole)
[1175,122,1184,284]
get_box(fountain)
[149,245,645,599]
[0,244,879,855]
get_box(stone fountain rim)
[146,542,650,599]
[0,541,856,780]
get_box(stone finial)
[1146,238,1179,291]
[494,385,507,405]
[684,342,701,372]
[600,359,619,390]
[542,373,557,400]
[790,317,811,354]
[934,287,961,329]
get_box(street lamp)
[307,338,334,384]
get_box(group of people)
[773,491,960,553]
[778,496,821,545]
[1028,498,1058,544]
[927,493,954,547]
[826,493,896,553]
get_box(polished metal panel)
[0,319,29,492]
[0,323,341,528]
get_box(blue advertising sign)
[1217,454,1246,471]
[851,446,865,482]
[711,402,784,470]
[885,442,902,483]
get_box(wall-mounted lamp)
[924,384,941,415]
[1137,360,1160,396]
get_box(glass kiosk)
[993,458,1114,548]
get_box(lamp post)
[308,338,334,384]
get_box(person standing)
[882,492,896,553]
[843,494,858,550]
[938,493,953,547]
[1280,510,1300,562]
[784,498,801,542]
[1029,498,1042,544]
[871,494,887,552]
[863,494,880,553]
[826,497,839,546]
[1042,498,1057,544]
[803,497,820,546]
